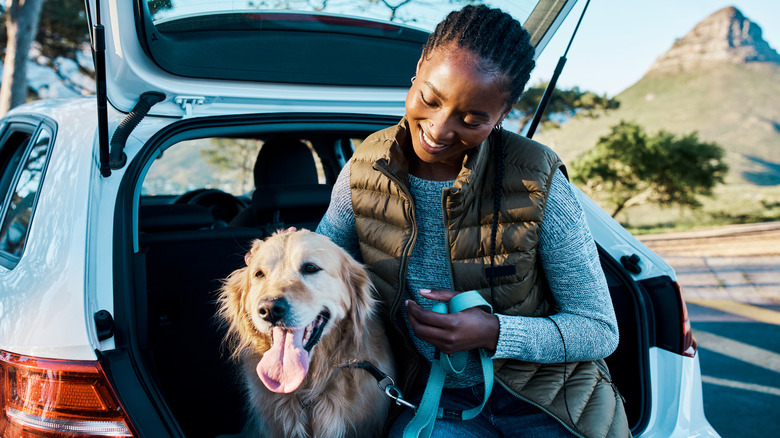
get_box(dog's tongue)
[257,326,310,393]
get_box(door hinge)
[174,96,205,118]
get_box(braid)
[489,127,505,305]
[422,5,530,303]
[422,5,535,105]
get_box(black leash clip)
[339,360,416,410]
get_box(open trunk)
[105,115,690,437]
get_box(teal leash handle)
[402,291,494,438]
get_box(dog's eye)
[255,270,264,278]
[301,263,321,274]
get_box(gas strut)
[526,0,591,139]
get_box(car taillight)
[672,282,697,357]
[0,350,135,437]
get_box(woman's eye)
[302,263,321,274]
[462,120,481,128]
[420,92,436,107]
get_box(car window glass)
[0,127,52,260]
[148,0,541,33]
[142,137,325,198]
[0,130,34,202]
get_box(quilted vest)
[350,118,630,437]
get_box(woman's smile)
[419,128,450,151]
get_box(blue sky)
[530,0,780,97]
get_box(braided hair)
[421,5,535,108]
[423,6,535,303]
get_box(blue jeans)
[388,381,574,438]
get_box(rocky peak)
[646,6,780,76]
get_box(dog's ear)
[340,253,376,347]
[218,265,268,359]
[244,238,264,266]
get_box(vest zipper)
[495,378,586,438]
[374,166,417,316]
[374,164,420,385]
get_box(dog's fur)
[217,229,394,438]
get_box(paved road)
[665,255,780,304]
[638,221,780,305]
[638,222,780,437]
[688,302,780,437]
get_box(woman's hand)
[406,289,499,354]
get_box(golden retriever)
[217,229,394,438]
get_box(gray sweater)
[316,164,618,388]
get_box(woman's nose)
[428,113,455,142]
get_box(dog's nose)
[258,298,290,324]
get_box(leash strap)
[403,290,494,438]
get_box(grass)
[613,184,780,235]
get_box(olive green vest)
[350,119,630,437]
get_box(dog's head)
[218,229,375,393]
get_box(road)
[637,222,780,437]
[638,221,780,304]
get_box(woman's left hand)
[406,289,499,354]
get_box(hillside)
[536,7,780,227]
[540,62,780,185]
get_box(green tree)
[36,0,88,61]
[0,0,96,109]
[35,0,92,95]
[0,0,45,115]
[571,121,729,218]
[201,138,263,194]
[514,83,619,132]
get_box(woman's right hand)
[406,289,499,354]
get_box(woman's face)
[405,44,512,180]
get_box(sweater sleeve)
[492,170,619,363]
[315,161,362,260]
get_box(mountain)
[646,7,780,76]
[536,7,780,201]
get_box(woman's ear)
[498,106,512,127]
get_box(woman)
[317,5,629,437]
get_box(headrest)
[250,185,332,215]
[254,138,318,187]
[139,203,214,232]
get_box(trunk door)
[86,0,577,118]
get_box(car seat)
[229,137,332,231]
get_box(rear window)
[135,0,573,86]
[147,0,543,33]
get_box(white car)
[0,1,718,437]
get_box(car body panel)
[642,348,719,438]
[0,99,182,361]
[575,185,676,283]
[0,100,97,361]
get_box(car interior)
[126,122,676,437]
[131,124,368,437]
